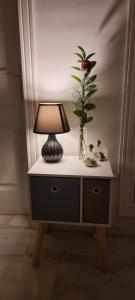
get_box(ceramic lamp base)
[42,134,63,163]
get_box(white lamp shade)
[33,103,70,134]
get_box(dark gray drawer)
[83,178,110,224]
[30,176,80,222]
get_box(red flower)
[81,59,91,72]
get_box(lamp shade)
[33,103,70,134]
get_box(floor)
[0,216,135,300]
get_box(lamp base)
[41,134,63,163]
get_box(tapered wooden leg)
[33,222,44,267]
[96,226,108,272]
[44,223,50,233]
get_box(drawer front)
[83,179,110,224]
[30,176,80,222]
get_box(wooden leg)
[33,222,44,267]
[44,223,51,233]
[96,226,108,272]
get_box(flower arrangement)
[71,46,97,159]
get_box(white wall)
[32,0,128,174]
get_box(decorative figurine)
[84,139,108,167]
[84,144,98,167]
[97,140,108,161]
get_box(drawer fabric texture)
[30,176,80,222]
[83,178,110,224]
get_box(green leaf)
[71,66,81,71]
[89,84,97,89]
[85,116,93,123]
[73,110,85,117]
[86,84,97,91]
[77,46,86,59]
[71,75,81,83]
[86,75,97,85]
[77,59,82,63]
[90,61,97,68]
[84,103,96,110]
[89,74,97,82]
[86,53,95,59]
[74,52,83,60]
[86,89,98,98]
[84,62,96,78]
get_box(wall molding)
[18,0,39,168]
[119,0,135,216]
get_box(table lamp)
[33,103,70,162]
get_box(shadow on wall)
[97,0,127,98]
[98,21,127,98]
[97,0,127,34]
[94,0,128,173]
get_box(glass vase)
[79,126,87,160]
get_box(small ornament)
[89,144,94,156]
[97,139,108,161]
[84,157,98,167]
[84,144,98,167]
[89,143,100,162]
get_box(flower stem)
[79,126,87,160]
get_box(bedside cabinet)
[28,156,113,271]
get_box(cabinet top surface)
[28,156,113,178]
